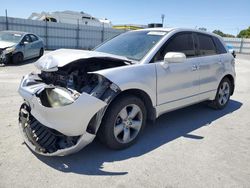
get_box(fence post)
[101,22,104,42]
[239,38,244,54]
[5,9,9,30]
[45,19,48,49]
[76,19,80,49]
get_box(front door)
[21,35,33,59]
[153,32,200,113]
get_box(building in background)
[28,10,112,28]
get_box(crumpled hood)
[0,41,16,49]
[35,49,132,71]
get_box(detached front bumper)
[18,73,107,156]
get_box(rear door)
[21,35,33,59]
[194,33,223,94]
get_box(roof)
[133,27,222,38]
[0,30,28,35]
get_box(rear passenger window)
[213,37,227,54]
[198,34,216,56]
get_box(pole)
[5,9,9,30]
[76,19,80,49]
[161,14,165,27]
[45,18,48,49]
[101,22,104,42]
[239,38,243,54]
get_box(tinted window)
[198,34,216,56]
[213,37,227,54]
[23,35,32,43]
[152,33,195,62]
[165,33,195,57]
[29,34,38,42]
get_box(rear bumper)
[18,73,107,156]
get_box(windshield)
[95,30,167,61]
[0,32,23,43]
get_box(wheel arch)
[109,88,156,121]
[222,74,235,95]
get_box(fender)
[94,63,157,106]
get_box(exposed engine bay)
[18,56,129,155]
[39,58,127,93]
[36,57,128,108]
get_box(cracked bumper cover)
[18,74,108,156]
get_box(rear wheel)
[12,52,23,64]
[98,95,146,149]
[209,77,231,109]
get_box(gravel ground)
[0,53,250,188]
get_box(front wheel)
[98,95,147,150]
[209,77,231,109]
[12,52,23,64]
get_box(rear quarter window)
[213,36,227,54]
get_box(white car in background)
[18,28,235,156]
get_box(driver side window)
[152,32,196,63]
[22,35,32,43]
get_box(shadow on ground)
[36,100,242,176]
[2,57,39,67]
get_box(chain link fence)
[223,37,250,54]
[0,16,123,50]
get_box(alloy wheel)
[114,104,143,144]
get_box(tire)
[39,48,44,57]
[209,77,232,110]
[12,52,24,64]
[98,95,147,150]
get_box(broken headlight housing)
[45,88,76,107]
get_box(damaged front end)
[18,51,127,156]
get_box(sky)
[1,0,249,35]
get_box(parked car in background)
[18,28,235,156]
[226,44,236,58]
[0,31,44,64]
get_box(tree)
[212,30,235,38]
[198,27,207,31]
[237,27,250,38]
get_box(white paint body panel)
[35,49,132,71]
[94,63,157,106]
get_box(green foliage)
[212,30,235,38]
[237,27,250,38]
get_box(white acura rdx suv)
[18,28,235,156]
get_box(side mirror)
[164,52,186,64]
[21,41,29,45]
